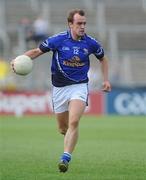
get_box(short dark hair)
[67,9,85,23]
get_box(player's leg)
[57,83,88,172]
[64,99,86,153]
[56,111,69,135]
[52,85,69,135]
[58,99,86,172]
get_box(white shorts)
[52,83,88,113]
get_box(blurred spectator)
[33,16,49,45]
[19,17,34,49]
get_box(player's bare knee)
[58,127,67,135]
[69,119,79,128]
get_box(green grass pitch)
[0,115,146,180]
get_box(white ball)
[13,55,33,75]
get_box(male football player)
[11,9,111,173]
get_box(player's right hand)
[102,81,111,92]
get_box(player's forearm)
[100,56,109,82]
[24,48,44,60]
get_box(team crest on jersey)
[83,48,88,55]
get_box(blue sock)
[60,152,72,162]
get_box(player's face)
[69,13,86,40]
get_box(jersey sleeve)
[39,36,57,53]
[90,38,105,60]
[94,46,104,60]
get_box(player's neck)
[70,30,81,41]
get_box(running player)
[11,9,111,173]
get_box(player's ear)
[68,22,73,28]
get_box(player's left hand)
[102,81,111,92]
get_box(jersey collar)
[67,30,86,41]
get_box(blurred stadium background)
[0,0,146,116]
[0,1,146,179]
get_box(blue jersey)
[39,30,104,87]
